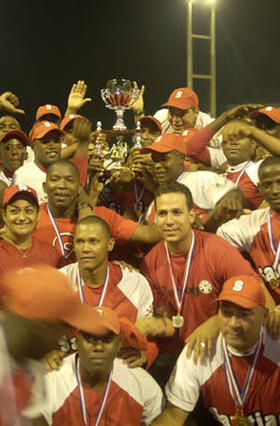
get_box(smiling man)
[140,182,261,387]
[13,121,63,204]
[152,275,280,426]
[33,160,161,266]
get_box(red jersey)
[0,237,60,276]
[40,355,163,426]
[166,331,280,425]
[33,204,138,265]
[217,207,280,303]
[141,230,258,356]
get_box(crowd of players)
[0,81,280,425]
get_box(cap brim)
[32,128,63,141]
[213,295,258,309]
[63,303,120,336]
[0,130,29,146]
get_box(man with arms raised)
[152,275,280,425]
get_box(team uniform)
[60,262,153,321]
[33,204,138,266]
[144,170,235,224]
[140,229,258,357]
[40,354,164,426]
[0,237,60,275]
[217,208,280,303]
[186,125,264,208]
[166,330,280,425]
[0,170,12,186]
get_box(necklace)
[4,237,32,258]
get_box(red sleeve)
[73,154,88,188]
[93,206,138,244]
[186,125,215,165]
[144,340,159,370]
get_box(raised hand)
[0,91,25,114]
[66,80,92,114]
[131,81,145,116]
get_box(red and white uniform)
[140,230,259,356]
[0,237,60,276]
[40,354,164,426]
[186,126,264,208]
[60,262,153,321]
[217,208,280,303]
[154,109,214,134]
[0,170,12,186]
[33,204,138,266]
[166,330,280,425]
[144,171,235,224]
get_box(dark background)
[0,0,279,132]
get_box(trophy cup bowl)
[101,79,139,131]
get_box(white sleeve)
[139,370,165,425]
[216,208,269,252]
[153,108,168,123]
[182,172,235,210]
[165,346,200,413]
[208,146,227,169]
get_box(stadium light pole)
[186,0,216,117]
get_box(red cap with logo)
[29,121,63,143]
[250,106,280,124]
[60,114,85,131]
[214,275,266,309]
[0,129,29,146]
[162,87,199,110]
[36,104,62,121]
[141,133,187,155]
[139,115,162,133]
[3,184,39,207]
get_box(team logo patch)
[175,90,183,98]
[199,280,213,294]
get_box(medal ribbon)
[225,161,251,187]
[77,267,109,306]
[223,331,262,410]
[75,354,113,426]
[46,204,66,257]
[164,232,195,314]
[134,182,144,204]
[268,209,280,270]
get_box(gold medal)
[269,278,280,290]
[172,314,184,328]
[232,408,249,426]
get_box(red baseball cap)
[29,121,63,143]
[60,114,85,131]
[36,104,62,121]
[3,184,39,207]
[214,275,266,309]
[250,106,280,124]
[139,115,162,133]
[1,265,120,335]
[0,129,29,146]
[141,133,187,155]
[162,87,199,110]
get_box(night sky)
[0,0,279,132]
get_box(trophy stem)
[113,108,127,131]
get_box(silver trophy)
[101,79,139,131]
